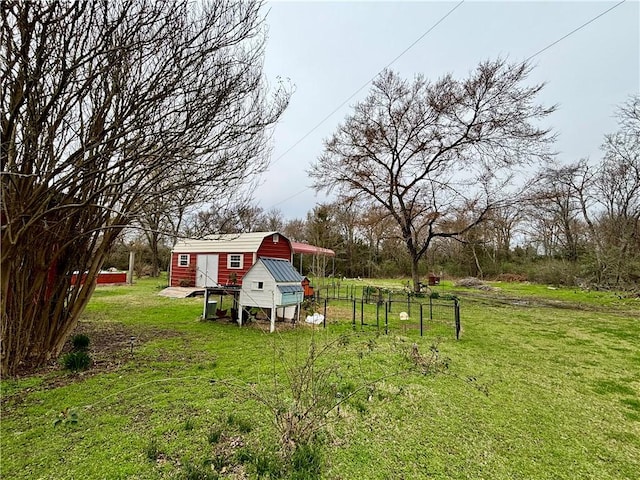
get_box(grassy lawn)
[1,276,639,479]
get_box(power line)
[266,0,628,213]
[270,0,466,167]
[269,187,310,208]
[525,0,626,62]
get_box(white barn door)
[196,254,219,287]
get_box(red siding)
[170,251,255,286]
[256,234,292,260]
[169,233,294,287]
[170,253,196,287]
[71,271,127,285]
[217,252,253,285]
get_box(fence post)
[407,294,411,316]
[455,299,461,340]
[420,303,423,337]
[385,302,388,335]
[388,291,392,313]
[323,298,327,329]
[429,295,433,320]
[376,301,380,330]
[352,299,356,329]
[360,297,364,329]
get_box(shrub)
[144,438,162,461]
[252,450,283,478]
[226,413,252,433]
[61,351,91,372]
[181,459,218,480]
[71,333,90,351]
[290,442,322,480]
[183,418,195,431]
[207,427,223,445]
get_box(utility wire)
[270,0,466,167]
[270,187,310,208]
[525,0,626,62]
[266,0,627,212]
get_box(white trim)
[227,253,243,269]
[178,254,190,267]
[172,231,278,253]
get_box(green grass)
[2,275,639,479]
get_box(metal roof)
[260,257,304,283]
[278,285,303,294]
[172,232,280,253]
[291,242,336,257]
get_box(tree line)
[126,70,638,291]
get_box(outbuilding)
[170,232,293,288]
[239,257,304,332]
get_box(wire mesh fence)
[311,285,461,339]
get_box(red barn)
[170,232,293,288]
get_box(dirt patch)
[241,317,304,333]
[64,321,182,370]
[1,322,183,406]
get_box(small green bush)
[233,446,254,464]
[61,351,91,372]
[181,459,218,480]
[252,450,283,478]
[183,418,195,431]
[144,438,161,461]
[206,427,222,444]
[290,442,322,480]
[71,333,90,351]
[226,413,252,433]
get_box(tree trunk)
[410,255,422,293]
[1,250,102,376]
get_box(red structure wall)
[170,254,197,287]
[71,271,127,285]
[256,236,291,261]
[169,233,293,287]
[216,252,253,286]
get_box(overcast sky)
[254,0,639,220]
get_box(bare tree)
[527,164,589,262]
[1,0,289,375]
[310,61,555,291]
[592,94,640,285]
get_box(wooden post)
[127,251,135,284]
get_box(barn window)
[273,233,279,243]
[252,281,264,290]
[228,254,243,269]
[178,254,190,267]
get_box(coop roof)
[277,285,304,294]
[261,257,304,283]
